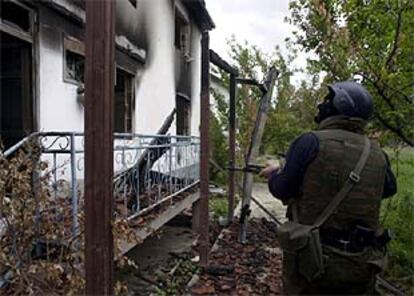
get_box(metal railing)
[2,132,200,238]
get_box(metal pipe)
[136,160,140,213]
[70,134,79,241]
[3,131,40,157]
[169,146,173,196]
[3,131,199,157]
[199,31,210,267]
[127,181,199,221]
[122,145,129,217]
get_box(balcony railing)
[2,132,200,240]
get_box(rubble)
[191,218,283,295]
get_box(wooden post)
[84,1,115,294]
[227,74,236,223]
[199,31,210,267]
[208,49,239,225]
[192,200,201,232]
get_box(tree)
[211,38,275,163]
[287,0,414,146]
[211,38,315,163]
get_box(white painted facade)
[35,0,204,137]
[38,5,85,132]
[210,73,230,113]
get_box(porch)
[2,132,201,255]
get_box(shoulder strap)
[313,136,371,228]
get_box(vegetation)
[381,148,414,288]
[209,0,413,289]
[0,146,138,295]
[209,194,228,219]
[209,110,228,186]
[287,0,414,146]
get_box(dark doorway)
[0,32,34,150]
[114,68,134,133]
[176,93,191,136]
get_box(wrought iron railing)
[2,132,200,237]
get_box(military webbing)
[311,136,371,228]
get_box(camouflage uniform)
[283,116,388,295]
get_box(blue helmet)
[329,81,374,120]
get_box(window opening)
[174,9,190,56]
[63,36,85,84]
[0,1,31,33]
[114,68,134,133]
[176,93,191,136]
[0,32,34,149]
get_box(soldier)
[261,81,397,295]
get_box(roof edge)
[183,0,215,31]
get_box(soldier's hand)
[259,161,280,179]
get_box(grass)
[380,147,414,288]
[209,194,228,218]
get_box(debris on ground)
[191,218,283,295]
[118,214,224,295]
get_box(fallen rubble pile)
[191,218,283,295]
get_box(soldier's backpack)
[277,136,371,282]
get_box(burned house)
[1,0,214,146]
[1,0,214,254]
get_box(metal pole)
[199,31,210,267]
[239,68,278,243]
[227,74,236,223]
[84,1,115,294]
[70,133,78,240]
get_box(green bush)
[209,195,228,218]
[380,148,414,287]
[209,111,228,186]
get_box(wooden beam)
[120,192,200,255]
[199,31,210,267]
[236,78,266,93]
[84,1,115,294]
[227,74,236,223]
[209,49,239,76]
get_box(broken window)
[65,51,84,84]
[1,2,35,149]
[1,32,34,149]
[63,36,85,84]
[176,93,191,136]
[174,8,190,57]
[114,68,134,133]
[0,1,32,33]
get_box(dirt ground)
[118,215,198,295]
[190,219,283,295]
[119,183,285,295]
[189,183,286,295]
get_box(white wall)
[37,1,202,137]
[134,0,176,135]
[190,23,202,137]
[134,1,202,137]
[38,6,84,132]
[210,74,230,117]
